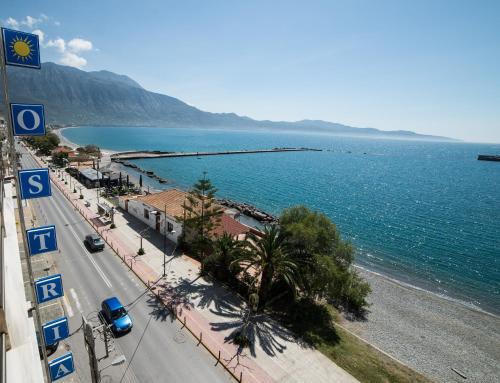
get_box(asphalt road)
[20,145,232,383]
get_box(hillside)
[2,62,453,141]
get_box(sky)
[1,0,499,142]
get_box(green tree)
[181,173,222,258]
[27,132,60,155]
[232,225,300,310]
[202,232,245,281]
[280,205,370,314]
[51,151,69,167]
[77,144,101,158]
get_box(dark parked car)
[101,297,133,334]
[84,233,105,252]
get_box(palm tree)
[232,225,300,310]
[204,233,247,280]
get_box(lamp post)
[163,204,176,277]
[99,355,126,380]
[96,157,101,204]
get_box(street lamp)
[96,157,101,204]
[99,355,126,377]
[163,204,176,277]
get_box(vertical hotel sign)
[1,28,74,379]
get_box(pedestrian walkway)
[29,146,359,383]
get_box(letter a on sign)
[10,103,45,136]
[49,352,74,381]
[34,274,63,304]
[26,225,57,256]
[18,169,51,199]
[1,28,41,69]
[43,317,69,346]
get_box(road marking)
[70,288,82,313]
[50,188,113,288]
[62,296,74,318]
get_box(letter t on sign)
[26,225,58,256]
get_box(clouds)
[5,14,49,29]
[60,52,87,68]
[45,37,93,68]
[67,38,93,53]
[3,14,95,69]
[46,37,65,52]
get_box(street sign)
[1,28,41,69]
[48,352,75,381]
[26,225,58,256]
[42,316,69,346]
[18,168,51,199]
[34,274,64,304]
[10,103,45,136]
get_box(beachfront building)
[119,189,250,244]
[78,167,108,188]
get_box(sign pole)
[0,32,51,381]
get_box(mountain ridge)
[2,62,455,141]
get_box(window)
[144,209,149,219]
[167,222,174,232]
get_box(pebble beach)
[342,269,500,382]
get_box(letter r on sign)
[34,274,63,304]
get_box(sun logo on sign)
[9,35,35,62]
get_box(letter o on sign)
[17,109,41,130]
[10,103,46,136]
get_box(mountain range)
[2,62,453,141]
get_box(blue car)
[101,297,133,334]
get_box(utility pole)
[163,204,167,277]
[83,315,99,383]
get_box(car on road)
[84,233,105,252]
[101,297,133,334]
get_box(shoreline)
[344,268,500,382]
[57,127,498,319]
[59,127,500,381]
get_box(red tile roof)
[212,214,250,238]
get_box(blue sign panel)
[34,274,64,304]
[18,168,51,199]
[1,28,41,69]
[11,103,45,136]
[49,352,74,381]
[43,316,69,346]
[26,225,57,256]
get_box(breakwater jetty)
[110,147,321,161]
[477,154,500,162]
[217,198,278,224]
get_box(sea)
[62,126,500,316]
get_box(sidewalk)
[31,148,359,383]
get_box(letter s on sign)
[28,175,43,194]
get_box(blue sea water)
[63,126,500,315]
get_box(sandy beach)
[342,269,500,383]
[55,127,500,383]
